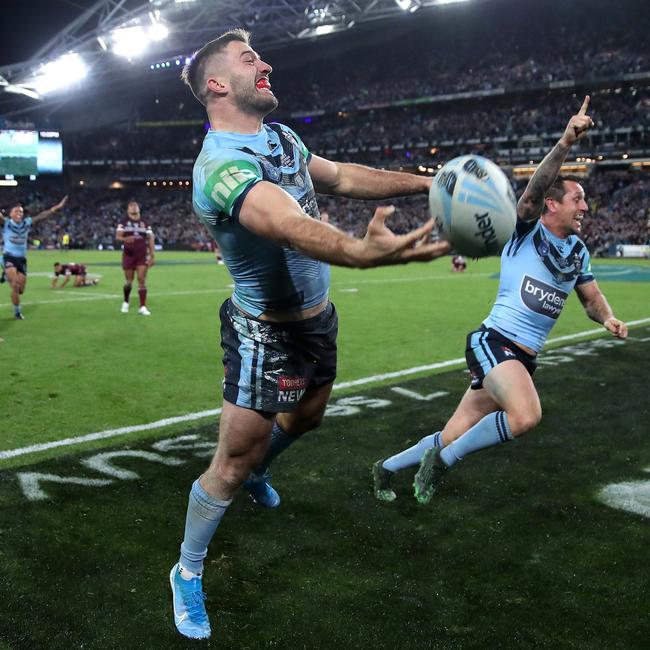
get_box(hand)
[560,96,595,147]
[357,206,451,266]
[147,254,155,267]
[603,317,627,339]
[52,196,68,212]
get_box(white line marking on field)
[0,287,232,308]
[1,318,648,462]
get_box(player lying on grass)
[169,28,451,640]
[51,263,99,288]
[373,97,628,504]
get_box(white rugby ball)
[429,155,517,257]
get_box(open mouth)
[255,78,272,93]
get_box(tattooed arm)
[517,96,595,222]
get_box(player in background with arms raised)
[0,196,67,319]
[116,200,155,315]
[169,29,450,640]
[372,97,628,504]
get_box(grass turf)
[0,251,648,466]
[0,328,648,649]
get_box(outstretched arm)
[33,195,68,224]
[308,155,431,199]
[575,280,627,339]
[517,96,595,221]
[238,181,450,268]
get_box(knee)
[209,456,251,491]
[506,406,542,437]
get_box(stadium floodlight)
[29,52,88,96]
[112,26,149,58]
[148,12,169,41]
[395,0,421,11]
[111,15,169,58]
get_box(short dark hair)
[542,175,583,214]
[181,29,251,106]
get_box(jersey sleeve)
[575,248,594,285]
[193,148,263,224]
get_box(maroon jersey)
[117,218,153,256]
[56,263,86,276]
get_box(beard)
[230,74,279,117]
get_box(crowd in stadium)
[2,170,647,256]
[2,0,648,258]
[62,87,648,165]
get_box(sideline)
[1,317,648,462]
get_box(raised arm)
[575,280,627,339]
[517,96,595,221]
[238,181,450,268]
[308,155,431,199]
[33,195,68,224]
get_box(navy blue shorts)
[2,254,27,276]
[466,325,537,390]
[220,299,338,412]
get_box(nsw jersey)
[483,219,594,353]
[192,122,329,317]
[2,217,32,257]
[116,219,153,255]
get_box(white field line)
[1,317,648,462]
[0,272,492,308]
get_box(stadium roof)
[0,0,482,109]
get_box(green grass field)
[0,251,649,649]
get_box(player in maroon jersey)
[51,262,99,288]
[115,201,155,315]
[451,254,467,272]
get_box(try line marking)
[1,318,648,462]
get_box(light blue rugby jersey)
[192,122,329,317]
[483,218,594,353]
[2,217,33,257]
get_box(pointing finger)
[578,95,590,116]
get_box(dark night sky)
[0,1,90,65]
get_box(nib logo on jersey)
[277,376,308,403]
[521,275,568,319]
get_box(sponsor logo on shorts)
[501,346,516,357]
[278,375,307,403]
[520,275,568,319]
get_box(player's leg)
[415,361,540,503]
[122,267,134,312]
[6,266,25,319]
[172,401,273,639]
[243,303,338,506]
[415,327,540,503]
[136,264,150,315]
[244,381,333,507]
[374,386,498,501]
